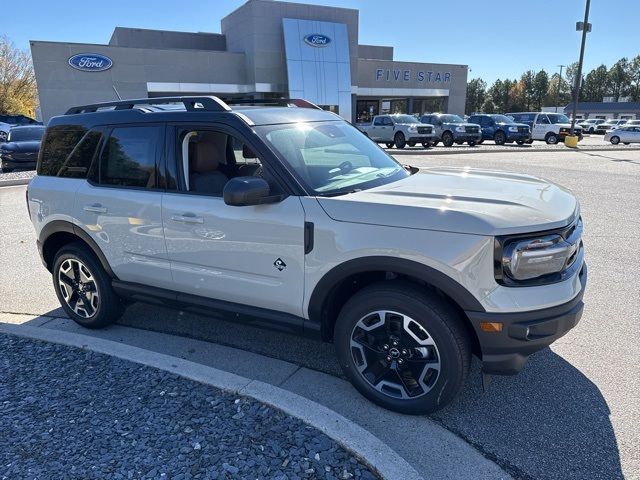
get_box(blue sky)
[5,0,639,85]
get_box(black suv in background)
[467,114,531,145]
[0,114,41,126]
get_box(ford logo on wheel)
[68,53,113,72]
[303,34,331,47]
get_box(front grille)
[417,127,432,134]
[8,152,38,161]
[518,126,529,133]
[465,126,479,133]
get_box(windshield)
[391,115,420,124]
[7,127,45,142]
[439,115,464,123]
[546,114,571,124]
[490,115,513,123]
[256,121,409,196]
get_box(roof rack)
[64,96,232,115]
[222,98,323,110]
[65,96,324,115]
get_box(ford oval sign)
[68,53,113,72]
[304,34,331,47]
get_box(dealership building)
[30,0,468,123]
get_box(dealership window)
[97,126,162,188]
[356,100,379,123]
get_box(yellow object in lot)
[565,135,579,148]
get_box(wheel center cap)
[389,347,400,358]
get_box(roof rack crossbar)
[222,98,323,110]
[65,96,232,115]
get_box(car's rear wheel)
[516,139,526,145]
[526,139,534,144]
[545,132,559,145]
[421,141,430,148]
[477,139,484,144]
[385,142,394,149]
[52,243,124,329]
[334,282,471,414]
[394,132,406,149]
[494,131,506,145]
[610,136,620,145]
[467,141,476,146]
[407,141,416,147]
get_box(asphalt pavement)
[1,148,639,479]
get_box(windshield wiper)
[316,189,362,197]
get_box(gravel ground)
[0,333,377,480]
[0,169,35,182]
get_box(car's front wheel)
[610,136,620,145]
[394,132,406,149]
[442,132,454,147]
[334,282,470,414]
[545,132,559,145]
[494,131,506,145]
[52,243,124,329]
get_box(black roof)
[51,96,341,128]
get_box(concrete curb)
[387,146,640,155]
[0,178,31,187]
[0,323,423,480]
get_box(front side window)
[490,115,513,124]
[373,117,385,126]
[257,121,409,196]
[98,126,162,188]
[547,114,570,124]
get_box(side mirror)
[223,176,283,207]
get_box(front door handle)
[171,213,204,224]
[83,204,107,214]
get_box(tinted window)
[37,126,87,176]
[59,130,103,178]
[99,126,162,188]
[383,117,394,126]
[373,117,384,126]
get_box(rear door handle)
[83,204,107,214]
[171,213,204,224]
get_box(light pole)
[555,65,567,113]
[570,0,592,136]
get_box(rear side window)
[37,126,87,176]
[98,126,162,188]
[60,130,103,178]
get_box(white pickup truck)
[357,114,435,149]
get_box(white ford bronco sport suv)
[28,97,587,414]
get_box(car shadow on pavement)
[29,304,623,480]
[581,151,640,165]
[434,348,623,480]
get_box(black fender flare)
[307,256,485,331]
[39,220,118,279]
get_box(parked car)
[0,114,41,126]
[357,114,435,149]
[596,119,628,134]
[578,118,606,133]
[604,125,640,145]
[0,122,10,142]
[506,112,583,144]
[28,96,587,414]
[467,114,531,145]
[0,125,46,172]
[623,119,640,126]
[419,113,482,146]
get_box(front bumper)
[505,132,531,141]
[407,134,435,143]
[1,157,37,170]
[453,133,482,142]
[466,263,587,375]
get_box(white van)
[507,112,583,144]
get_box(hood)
[1,141,41,152]
[317,167,578,236]
[497,122,528,128]
[446,122,479,128]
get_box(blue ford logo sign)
[68,53,113,72]
[304,34,331,47]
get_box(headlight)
[455,126,466,132]
[407,126,417,132]
[496,218,583,285]
[508,126,518,132]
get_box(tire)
[394,132,406,149]
[467,141,476,146]
[407,141,416,147]
[526,139,534,144]
[442,131,454,147]
[2,167,13,173]
[516,140,526,145]
[589,127,595,133]
[334,282,471,414]
[421,142,430,148]
[385,142,394,149]
[610,136,620,145]
[545,132,559,145]
[494,130,506,145]
[52,242,124,329]
[623,142,630,145]
[432,140,440,147]
[477,139,484,144]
